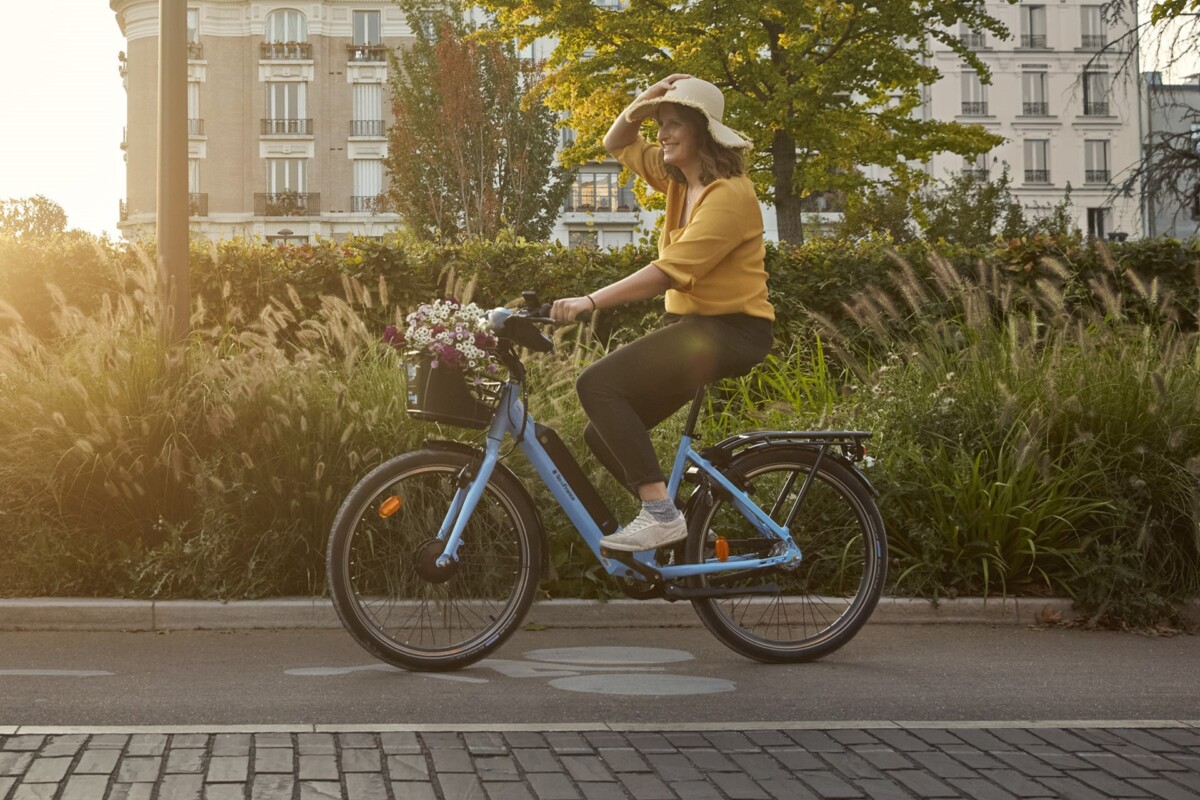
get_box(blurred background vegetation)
[1,199,1199,629]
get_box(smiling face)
[655,104,703,172]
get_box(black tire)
[327,449,542,671]
[685,446,886,663]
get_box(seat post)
[682,386,706,439]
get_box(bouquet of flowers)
[384,297,498,377]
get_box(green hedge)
[1,229,1199,626]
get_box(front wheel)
[327,449,542,671]
[685,446,886,663]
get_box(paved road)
[1,624,1198,798]
[2,625,1198,725]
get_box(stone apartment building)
[112,0,408,242]
[924,0,1143,240]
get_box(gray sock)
[643,497,681,523]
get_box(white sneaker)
[600,509,688,553]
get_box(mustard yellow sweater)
[614,139,774,320]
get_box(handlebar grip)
[535,302,592,325]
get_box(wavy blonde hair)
[659,103,746,186]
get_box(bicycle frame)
[432,380,803,582]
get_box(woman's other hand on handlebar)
[550,297,594,324]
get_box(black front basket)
[405,357,497,429]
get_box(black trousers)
[576,313,773,491]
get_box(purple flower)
[383,324,405,347]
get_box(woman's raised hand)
[629,73,692,119]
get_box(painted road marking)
[286,647,732,696]
[0,670,113,677]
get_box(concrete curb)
[0,596,1078,632]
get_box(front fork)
[434,438,502,568]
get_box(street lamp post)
[157,0,189,344]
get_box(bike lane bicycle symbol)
[286,646,736,696]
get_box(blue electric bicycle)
[327,293,887,671]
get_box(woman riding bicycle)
[551,75,774,554]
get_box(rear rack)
[701,430,872,464]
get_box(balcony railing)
[350,120,386,137]
[255,192,320,217]
[187,42,204,60]
[960,101,988,116]
[1020,34,1048,48]
[959,33,986,48]
[348,44,388,62]
[1022,102,1049,116]
[1084,101,1110,116]
[188,118,205,136]
[261,118,313,136]
[1024,169,1051,184]
[260,42,312,60]
[352,195,386,213]
[562,185,638,213]
[961,168,990,181]
[1085,169,1111,184]
[189,193,209,217]
[1081,34,1106,48]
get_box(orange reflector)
[379,496,402,518]
[715,536,729,562]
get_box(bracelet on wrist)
[586,295,597,312]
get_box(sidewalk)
[0,596,1081,632]
[2,722,1198,800]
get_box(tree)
[384,3,570,242]
[480,0,1007,244]
[0,195,68,239]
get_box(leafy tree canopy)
[478,0,1010,243]
[0,195,68,240]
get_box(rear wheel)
[685,446,886,663]
[327,449,542,671]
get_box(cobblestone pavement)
[1,724,1198,800]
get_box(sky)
[0,2,1195,239]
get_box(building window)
[268,158,307,193]
[1084,140,1110,183]
[960,71,987,116]
[604,230,634,249]
[353,11,381,45]
[187,8,203,58]
[1086,207,1109,239]
[264,82,310,135]
[958,24,985,48]
[1020,6,1047,48]
[1021,71,1048,116]
[266,9,307,43]
[1082,69,1110,115]
[260,159,314,216]
[962,153,989,180]
[1081,6,1106,48]
[351,84,384,137]
[1024,139,1050,183]
[568,230,599,249]
[352,160,384,212]
[563,171,637,213]
[188,81,203,135]
[1190,185,1200,221]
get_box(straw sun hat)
[624,77,752,150]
